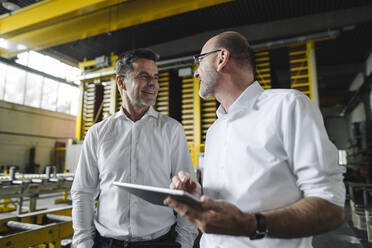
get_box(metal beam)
[149,5,372,58]
[0,0,129,37]
[0,0,232,58]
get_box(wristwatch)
[249,213,268,240]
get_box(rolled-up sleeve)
[71,127,100,248]
[283,94,345,207]
[171,123,199,248]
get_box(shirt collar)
[113,106,158,120]
[216,81,263,119]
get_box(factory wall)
[0,100,75,172]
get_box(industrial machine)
[0,206,73,248]
[0,166,74,214]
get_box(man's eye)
[141,75,150,80]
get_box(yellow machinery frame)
[191,64,202,166]
[0,206,72,248]
[0,167,17,213]
[0,0,232,58]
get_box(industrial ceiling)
[0,0,372,107]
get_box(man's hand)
[171,171,202,197]
[164,195,256,236]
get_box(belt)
[94,228,181,248]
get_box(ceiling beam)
[149,5,372,58]
[0,0,129,37]
[0,0,232,58]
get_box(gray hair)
[116,48,160,76]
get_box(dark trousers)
[93,227,181,248]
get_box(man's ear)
[116,75,126,91]
[216,49,230,72]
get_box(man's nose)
[148,77,158,87]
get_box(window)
[44,55,64,79]
[66,66,82,82]
[28,51,46,71]
[57,84,80,115]
[3,66,26,104]
[18,51,81,83]
[0,62,6,100]
[0,51,82,115]
[24,73,43,108]
[41,78,58,111]
[57,83,73,114]
[70,86,81,115]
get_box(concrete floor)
[0,196,371,248]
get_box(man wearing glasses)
[165,31,345,248]
[71,48,198,248]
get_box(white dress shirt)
[200,82,345,248]
[71,107,198,248]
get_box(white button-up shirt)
[200,82,345,248]
[71,107,198,248]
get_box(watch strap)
[249,212,268,240]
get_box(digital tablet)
[113,182,202,210]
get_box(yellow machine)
[0,206,73,248]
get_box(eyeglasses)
[193,49,221,66]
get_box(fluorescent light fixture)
[2,1,20,11]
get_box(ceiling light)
[2,1,21,11]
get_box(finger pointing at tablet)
[170,171,202,197]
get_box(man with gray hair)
[71,48,198,248]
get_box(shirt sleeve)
[170,123,199,248]
[282,94,346,207]
[71,127,100,248]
